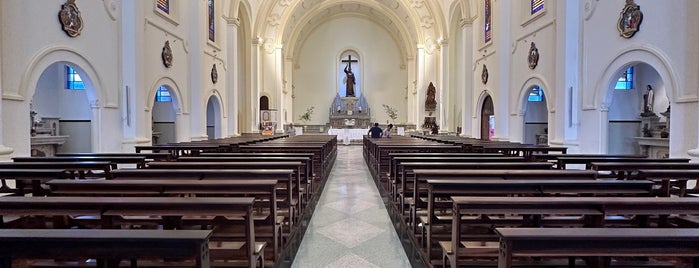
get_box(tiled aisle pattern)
[292,145,412,267]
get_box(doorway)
[480,95,494,140]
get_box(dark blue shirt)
[368,126,383,138]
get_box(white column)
[438,38,448,131]
[461,19,474,137]
[0,13,14,159]
[251,38,263,132]
[416,46,425,130]
[90,101,102,152]
[275,46,284,133]
[120,0,150,150]
[188,0,204,141]
[406,58,418,125]
[226,18,240,137]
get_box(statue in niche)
[641,84,656,117]
[341,55,358,97]
[425,82,437,111]
[344,64,356,97]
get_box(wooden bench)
[145,162,304,213]
[45,179,282,263]
[0,169,70,195]
[421,179,654,261]
[637,169,699,197]
[176,156,315,200]
[558,157,689,170]
[13,156,147,169]
[445,196,699,268]
[57,152,173,161]
[0,229,212,268]
[110,169,298,231]
[0,196,262,267]
[590,162,699,180]
[495,227,699,268]
[0,162,112,180]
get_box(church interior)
[1,0,699,267]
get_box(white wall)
[293,17,407,125]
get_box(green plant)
[382,104,398,123]
[298,106,315,124]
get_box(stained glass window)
[484,0,492,43]
[65,66,85,90]
[156,86,172,102]
[531,0,544,15]
[157,0,169,14]
[208,0,215,42]
[615,67,634,90]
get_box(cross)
[341,55,358,69]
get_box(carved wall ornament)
[211,64,218,84]
[162,41,173,68]
[617,0,643,38]
[481,64,489,84]
[58,0,84,37]
[528,42,539,70]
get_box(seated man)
[368,123,383,138]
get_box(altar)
[328,94,371,129]
[328,128,368,145]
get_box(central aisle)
[291,145,411,267]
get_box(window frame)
[155,86,173,102]
[615,67,634,90]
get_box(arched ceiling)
[256,0,447,60]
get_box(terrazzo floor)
[291,145,412,267]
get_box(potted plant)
[382,104,398,124]
[298,106,314,130]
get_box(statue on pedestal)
[641,84,656,117]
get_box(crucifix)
[341,55,358,97]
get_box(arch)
[336,48,364,97]
[259,95,270,110]
[206,94,223,139]
[146,77,185,114]
[592,46,681,153]
[593,45,682,110]
[17,46,105,107]
[479,94,494,140]
[515,75,553,115]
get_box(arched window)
[65,66,85,90]
[155,86,172,102]
[157,0,169,14]
[531,0,544,15]
[615,67,634,90]
[484,0,492,43]
[208,0,215,41]
[259,96,269,110]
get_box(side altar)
[328,94,371,128]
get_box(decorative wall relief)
[617,0,643,38]
[211,64,218,84]
[481,64,489,84]
[528,42,539,70]
[58,0,84,37]
[162,41,173,68]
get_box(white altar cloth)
[328,128,368,145]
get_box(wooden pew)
[0,162,112,179]
[176,156,315,200]
[422,179,654,261]
[590,162,699,180]
[637,169,699,197]
[399,162,554,214]
[0,169,69,195]
[57,152,172,161]
[445,196,699,268]
[145,161,304,213]
[45,179,282,262]
[13,156,147,169]
[0,196,261,268]
[495,228,699,268]
[110,169,298,231]
[557,157,689,170]
[0,229,212,268]
[135,144,224,158]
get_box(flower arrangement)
[298,106,315,124]
[382,104,398,123]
